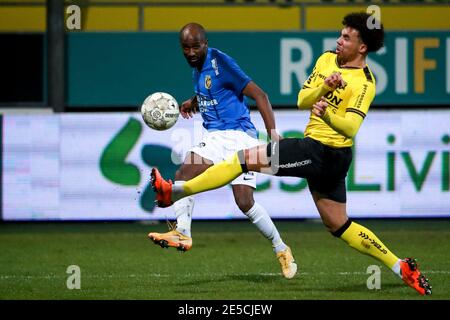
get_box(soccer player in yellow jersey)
[151,12,432,295]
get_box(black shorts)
[266,137,352,203]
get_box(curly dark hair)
[342,12,385,53]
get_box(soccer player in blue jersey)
[148,23,297,279]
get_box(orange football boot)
[400,258,432,295]
[148,229,192,252]
[150,168,173,208]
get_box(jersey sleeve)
[322,81,375,138]
[217,52,252,95]
[345,81,375,120]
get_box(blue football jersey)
[192,47,257,137]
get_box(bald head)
[179,23,207,43]
[179,23,208,69]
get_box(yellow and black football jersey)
[298,51,376,148]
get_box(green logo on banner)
[99,117,181,213]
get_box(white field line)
[0,270,449,280]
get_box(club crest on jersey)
[205,75,212,89]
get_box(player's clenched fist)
[312,97,328,118]
[324,72,346,91]
[180,97,197,119]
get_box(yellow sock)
[339,221,399,270]
[183,152,244,196]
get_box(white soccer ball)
[141,92,180,131]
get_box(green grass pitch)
[0,219,449,300]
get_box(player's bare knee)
[235,196,254,213]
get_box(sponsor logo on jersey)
[197,95,218,109]
[323,91,343,107]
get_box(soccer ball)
[141,92,180,131]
